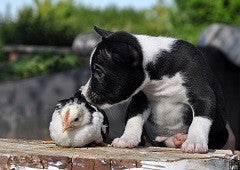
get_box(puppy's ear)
[128,45,141,67]
[105,42,141,67]
[94,26,113,38]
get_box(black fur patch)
[125,91,149,120]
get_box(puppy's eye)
[93,64,104,78]
[96,69,103,78]
[74,117,79,122]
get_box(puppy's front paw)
[181,137,208,153]
[111,136,140,148]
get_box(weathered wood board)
[0,139,238,169]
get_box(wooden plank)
[0,139,238,169]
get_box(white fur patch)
[181,117,212,153]
[134,34,176,66]
[89,47,96,66]
[111,109,150,148]
[143,72,190,136]
[81,79,91,102]
[144,72,188,102]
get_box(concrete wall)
[0,67,90,139]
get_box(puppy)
[82,26,234,153]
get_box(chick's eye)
[74,117,79,122]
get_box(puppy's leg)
[182,117,212,153]
[112,92,150,148]
[157,124,233,150]
[157,101,214,152]
[181,86,215,153]
[111,114,148,148]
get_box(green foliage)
[0,0,162,46]
[0,54,86,81]
[168,0,240,42]
[1,0,239,45]
[174,0,240,24]
[1,0,81,46]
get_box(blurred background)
[0,0,239,149]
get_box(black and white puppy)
[82,26,234,153]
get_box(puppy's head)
[82,26,145,109]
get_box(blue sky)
[0,0,167,19]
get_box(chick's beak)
[62,122,71,133]
[62,109,72,133]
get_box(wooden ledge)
[0,139,238,169]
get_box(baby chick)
[49,91,108,147]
